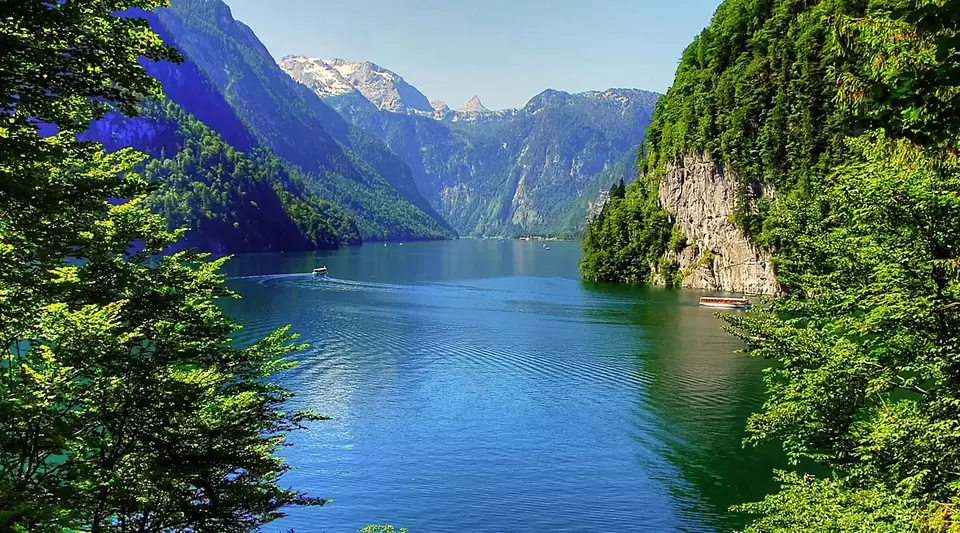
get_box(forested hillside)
[141,101,359,252]
[81,59,360,253]
[581,0,854,284]
[582,0,960,529]
[149,0,454,241]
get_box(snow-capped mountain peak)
[430,100,452,120]
[278,55,355,98]
[280,57,433,114]
[279,57,658,128]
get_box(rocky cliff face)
[586,189,611,223]
[657,153,779,295]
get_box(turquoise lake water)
[221,239,781,533]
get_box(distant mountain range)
[280,56,659,237]
[83,0,658,251]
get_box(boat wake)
[227,272,407,294]
[227,272,310,282]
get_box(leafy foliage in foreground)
[719,0,960,530]
[0,1,324,530]
[729,133,960,531]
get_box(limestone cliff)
[656,153,779,295]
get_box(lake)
[221,239,782,533]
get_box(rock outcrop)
[430,100,452,120]
[587,189,611,223]
[657,153,779,295]
[280,56,435,115]
[454,95,491,122]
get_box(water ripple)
[221,243,780,533]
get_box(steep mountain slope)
[549,146,640,238]
[579,0,859,293]
[84,98,359,253]
[146,101,361,253]
[151,0,454,241]
[79,20,359,253]
[282,57,659,237]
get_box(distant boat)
[313,266,328,275]
[543,244,550,250]
[699,296,751,309]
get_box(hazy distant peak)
[459,95,487,114]
[452,95,494,122]
[522,87,661,115]
[280,55,661,125]
[430,100,453,120]
[580,88,660,105]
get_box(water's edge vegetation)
[582,0,960,530]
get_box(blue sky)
[224,0,722,110]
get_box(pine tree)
[608,178,626,200]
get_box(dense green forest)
[151,0,455,241]
[581,0,856,284]
[583,0,960,530]
[144,99,360,252]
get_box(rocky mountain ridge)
[280,55,660,236]
[280,55,467,120]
